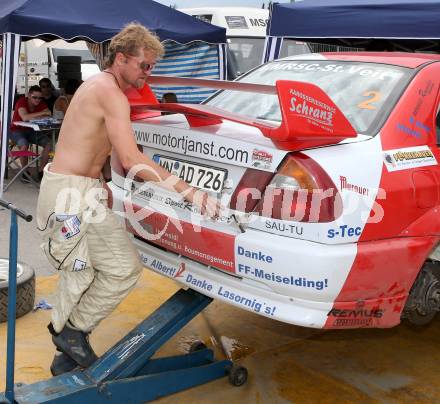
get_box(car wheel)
[404,306,437,326]
[403,261,440,326]
[0,259,35,323]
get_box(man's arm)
[18,107,51,121]
[102,86,220,216]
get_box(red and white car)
[109,53,440,329]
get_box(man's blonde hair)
[106,22,164,67]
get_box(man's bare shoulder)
[85,73,129,112]
[79,73,123,100]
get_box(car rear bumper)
[109,181,411,329]
[134,235,335,328]
[132,236,404,329]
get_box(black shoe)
[50,349,78,376]
[48,323,98,368]
[19,170,34,184]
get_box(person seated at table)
[39,78,58,113]
[10,85,52,180]
[52,79,81,120]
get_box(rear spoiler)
[130,76,357,150]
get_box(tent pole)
[24,41,29,95]
[0,33,21,198]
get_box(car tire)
[403,261,440,326]
[0,260,35,323]
[404,307,437,326]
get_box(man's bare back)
[51,73,121,178]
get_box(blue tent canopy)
[266,0,440,54]
[0,0,225,44]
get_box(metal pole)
[24,41,29,95]
[5,210,18,403]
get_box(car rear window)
[207,60,412,134]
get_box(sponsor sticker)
[237,264,328,290]
[328,305,385,326]
[383,145,437,172]
[60,215,81,240]
[289,88,335,132]
[262,63,390,80]
[55,214,76,222]
[132,124,286,172]
[135,187,164,203]
[413,79,434,116]
[141,255,185,279]
[251,149,273,170]
[72,259,86,272]
[217,286,277,316]
[396,116,430,139]
[327,308,384,318]
[327,225,362,239]
[185,273,213,292]
[237,246,273,263]
[264,219,304,236]
[333,318,372,327]
[339,176,369,196]
[140,253,278,317]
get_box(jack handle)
[0,199,32,222]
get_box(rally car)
[109,52,440,329]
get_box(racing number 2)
[358,91,381,110]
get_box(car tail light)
[254,153,341,222]
[229,168,274,212]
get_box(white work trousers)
[36,164,142,333]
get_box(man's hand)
[186,187,223,219]
[123,160,225,219]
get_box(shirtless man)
[36,23,219,376]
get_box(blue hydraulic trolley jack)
[0,198,248,403]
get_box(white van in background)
[16,39,100,94]
[180,7,311,79]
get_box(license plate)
[153,155,227,193]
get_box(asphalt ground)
[1,179,440,403]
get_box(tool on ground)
[0,198,247,403]
[1,288,248,402]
